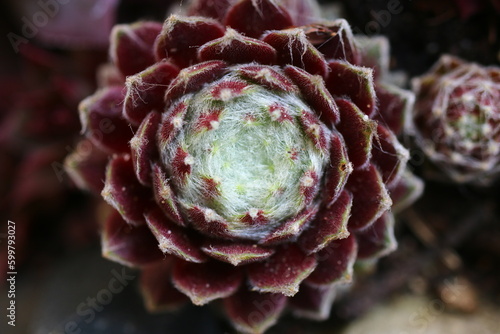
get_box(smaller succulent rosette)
[65,0,423,332]
[411,55,500,185]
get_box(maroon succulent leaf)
[224,0,293,38]
[235,64,299,93]
[261,206,319,245]
[302,20,360,64]
[144,206,207,263]
[262,29,328,77]
[248,244,317,296]
[346,164,392,231]
[327,61,377,118]
[79,86,133,153]
[284,65,339,125]
[172,259,243,305]
[185,205,234,238]
[157,98,190,154]
[151,163,186,226]
[140,260,189,311]
[288,284,336,320]
[224,288,287,334]
[305,235,357,286]
[111,22,162,76]
[374,83,415,136]
[164,60,227,104]
[355,212,397,260]
[130,111,161,186]
[201,240,275,265]
[209,80,250,101]
[371,124,409,187]
[101,154,152,226]
[64,139,109,194]
[321,132,353,207]
[389,171,424,213]
[297,111,331,154]
[198,28,277,65]
[102,209,164,267]
[354,35,389,80]
[335,98,377,169]
[155,15,225,68]
[299,190,352,255]
[123,60,180,126]
[170,148,194,185]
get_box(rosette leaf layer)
[411,55,500,185]
[66,0,422,332]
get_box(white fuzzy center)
[163,72,330,239]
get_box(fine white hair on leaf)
[125,71,171,108]
[250,0,285,18]
[283,28,310,70]
[162,14,222,36]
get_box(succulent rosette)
[411,55,500,185]
[65,0,422,332]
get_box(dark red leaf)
[130,111,161,186]
[288,284,336,320]
[145,206,207,263]
[123,60,180,126]
[140,259,189,311]
[102,210,163,267]
[284,65,339,125]
[224,288,287,334]
[111,22,162,76]
[356,212,396,259]
[260,207,318,245]
[305,235,357,286]
[235,64,299,93]
[201,239,274,265]
[199,28,277,65]
[326,61,376,118]
[346,164,391,231]
[164,60,227,105]
[371,124,408,187]
[247,244,317,296]
[79,86,133,153]
[299,190,352,254]
[151,163,186,226]
[321,132,353,207]
[64,139,109,194]
[172,259,243,305]
[155,15,225,68]
[101,154,152,225]
[224,0,293,38]
[335,98,376,169]
[262,29,328,77]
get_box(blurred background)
[0,0,499,333]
